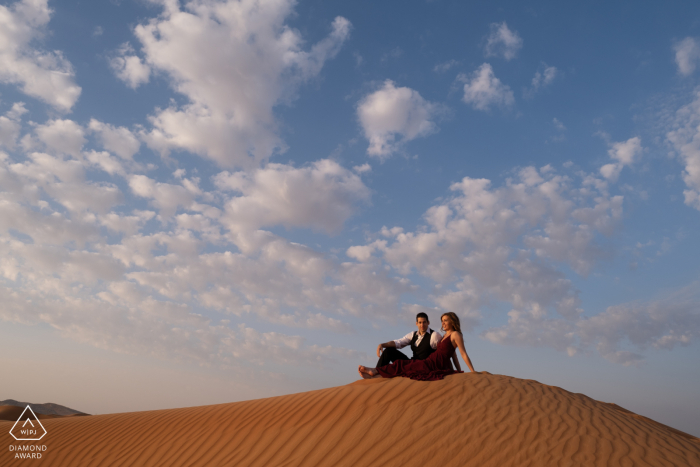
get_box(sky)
[0,0,699,436]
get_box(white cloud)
[88,119,140,160]
[484,282,700,365]
[0,280,359,367]
[553,118,566,131]
[667,89,700,210]
[599,137,642,181]
[346,239,386,262]
[484,21,522,61]
[128,174,196,218]
[577,292,700,365]
[459,63,514,111]
[357,80,442,158]
[0,0,81,111]
[351,165,624,336]
[526,63,558,97]
[215,159,370,234]
[85,150,126,176]
[12,151,84,184]
[0,102,27,149]
[109,43,151,89]
[34,118,86,157]
[532,65,557,88]
[6,150,124,214]
[353,163,371,174]
[434,59,458,73]
[99,210,155,235]
[0,139,399,365]
[0,103,689,369]
[125,0,350,167]
[673,37,700,76]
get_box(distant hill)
[0,400,88,417]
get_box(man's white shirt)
[394,329,443,350]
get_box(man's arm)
[376,341,396,357]
[430,330,443,349]
[377,332,413,357]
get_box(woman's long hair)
[441,312,462,334]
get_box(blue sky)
[0,0,699,436]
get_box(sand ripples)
[1,373,698,466]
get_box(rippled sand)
[2,372,698,466]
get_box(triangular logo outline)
[9,405,47,441]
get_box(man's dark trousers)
[376,347,409,367]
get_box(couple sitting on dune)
[358,312,476,381]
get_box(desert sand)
[2,372,698,466]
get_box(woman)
[358,312,476,381]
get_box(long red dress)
[376,334,463,381]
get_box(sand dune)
[2,372,698,466]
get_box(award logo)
[8,405,48,459]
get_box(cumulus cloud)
[667,89,700,210]
[357,80,443,158]
[122,0,350,167]
[673,37,700,76]
[350,165,624,337]
[0,135,395,368]
[128,174,198,218]
[109,43,151,89]
[347,155,697,365]
[34,118,86,157]
[459,63,514,111]
[525,63,558,98]
[599,136,642,181]
[7,149,123,214]
[215,159,370,234]
[0,281,361,367]
[88,119,141,160]
[0,107,403,369]
[340,159,700,364]
[532,66,557,88]
[0,0,81,111]
[484,282,700,365]
[434,59,458,73]
[0,102,689,369]
[577,291,700,365]
[0,102,27,149]
[484,22,522,60]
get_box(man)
[375,312,447,368]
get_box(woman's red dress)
[376,334,463,381]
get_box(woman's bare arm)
[452,332,476,373]
[451,351,462,371]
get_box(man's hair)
[416,312,429,322]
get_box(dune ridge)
[1,372,698,466]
